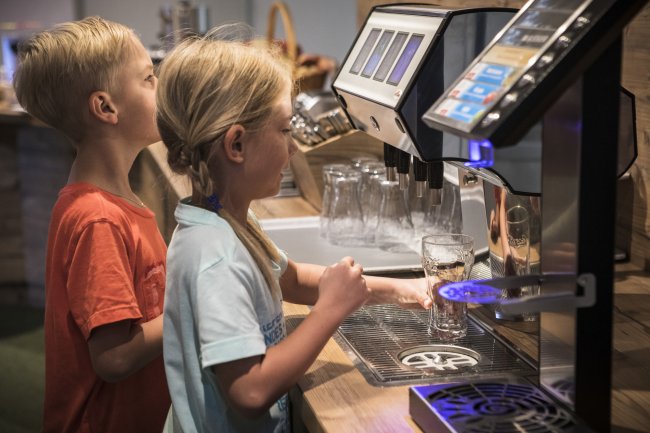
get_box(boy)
[13,17,169,432]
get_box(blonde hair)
[13,16,136,141]
[156,26,293,297]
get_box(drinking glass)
[328,168,365,246]
[425,175,463,234]
[319,163,350,238]
[375,179,414,253]
[421,234,475,340]
[496,205,538,321]
[350,154,378,171]
[359,161,386,245]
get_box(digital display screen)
[517,9,573,30]
[349,28,381,75]
[466,62,516,86]
[431,0,581,128]
[500,8,576,48]
[450,79,501,105]
[433,99,486,124]
[373,32,408,82]
[387,34,424,86]
[361,30,394,78]
[500,27,553,49]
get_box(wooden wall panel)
[356,1,650,268]
[621,5,650,269]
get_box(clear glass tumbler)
[350,154,378,171]
[496,204,539,321]
[375,179,414,253]
[359,161,386,245]
[319,163,350,239]
[425,175,463,234]
[328,169,365,246]
[421,234,475,340]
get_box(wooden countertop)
[284,261,650,433]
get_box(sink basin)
[261,216,422,274]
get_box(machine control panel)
[334,6,445,109]
[422,0,633,148]
[332,5,515,161]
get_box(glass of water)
[421,234,475,340]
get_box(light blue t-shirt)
[163,200,289,433]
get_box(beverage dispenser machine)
[408,0,648,432]
[332,5,518,253]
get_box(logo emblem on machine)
[399,345,480,371]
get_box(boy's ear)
[88,91,118,125]
[223,124,246,163]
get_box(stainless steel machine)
[333,1,646,432]
[411,0,647,432]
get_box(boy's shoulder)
[52,183,136,230]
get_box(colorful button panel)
[434,99,486,124]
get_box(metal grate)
[284,259,535,387]
[328,304,536,386]
[411,382,580,433]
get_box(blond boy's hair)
[13,16,135,141]
[156,27,293,296]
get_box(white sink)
[260,216,422,274]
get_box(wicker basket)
[266,1,328,92]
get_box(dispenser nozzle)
[413,157,428,198]
[427,161,444,205]
[383,143,398,182]
[396,149,411,191]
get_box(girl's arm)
[281,260,431,309]
[212,257,369,418]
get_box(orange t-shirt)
[42,183,170,433]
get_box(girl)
[157,26,431,433]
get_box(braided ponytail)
[219,209,282,298]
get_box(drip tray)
[331,304,535,386]
[410,382,593,433]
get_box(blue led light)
[438,281,501,304]
[465,139,494,168]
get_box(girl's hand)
[366,276,432,309]
[392,277,432,309]
[314,256,370,320]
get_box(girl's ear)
[223,124,246,163]
[88,91,118,125]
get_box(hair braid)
[218,209,282,298]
